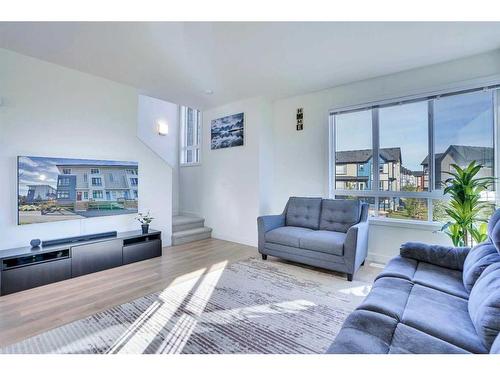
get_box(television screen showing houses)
[18,156,139,225]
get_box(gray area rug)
[1,258,371,354]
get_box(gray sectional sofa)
[328,209,500,354]
[257,197,369,281]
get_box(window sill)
[180,162,201,168]
[368,217,443,231]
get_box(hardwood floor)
[0,238,380,348]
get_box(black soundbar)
[42,231,118,247]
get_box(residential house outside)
[400,167,425,191]
[26,185,56,203]
[336,147,429,219]
[421,145,494,190]
[18,156,139,224]
[56,163,139,212]
[335,147,404,191]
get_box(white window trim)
[329,82,499,224]
[180,106,202,166]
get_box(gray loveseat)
[257,197,369,281]
[328,209,500,354]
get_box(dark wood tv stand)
[0,230,162,296]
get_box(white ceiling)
[1,22,500,109]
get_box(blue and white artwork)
[211,112,244,150]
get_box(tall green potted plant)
[441,161,495,247]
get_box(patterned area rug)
[0,258,372,354]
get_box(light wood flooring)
[0,238,380,348]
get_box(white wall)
[0,48,173,249]
[179,97,272,246]
[180,50,500,261]
[137,95,180,214]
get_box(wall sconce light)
[157,120,168,136]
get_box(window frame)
[92,190,103,199]
[91,177,102,186]
[329,84,499,223]
[56,191,69,199]
[180,106,202,166]
[58,177,70,186]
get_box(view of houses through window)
[331,88,496,222]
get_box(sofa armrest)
[257,214,285,252]
[344,221,369,273]
[400,242,470,271]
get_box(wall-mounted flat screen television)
[18,156,139,225]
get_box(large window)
[180,106,201,165]
[379,101,429,192]
[330,87,497,223]
[334,109,372,191]
[433,91,494,189]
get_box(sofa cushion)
[358,277,413,321]
[376,256,468,299]
[413,262,469,300]
[327,308,470,354]
[285,197,322,230]
[376,255,418,282]
[264,241,346,263]
[326,310,397,354]
[402,284,487,353]
[468,263,500,351]
[265,226,313,247]
[389,324,469,354]
[319,199,360,233]
[299,230,345,256]
[263,242,348,273]
[462,241,500,292]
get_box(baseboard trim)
[366,252,391,265]
[211,233,257,248]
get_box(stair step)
[171,226,212,246]
[172,215,205,232]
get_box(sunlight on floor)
[156,261,228,354]
[105,259,323,354]
[108,261,228,354]
[156,312,198,353]
[337,284,372,297]
[107,267,208,353]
